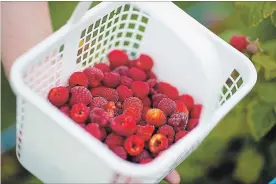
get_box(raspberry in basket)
[111,146,127,160]
[83,66,104,87]
[157,98,176,116]
[120,76,133,88]
[108,49,129,68]
[59,106,70,117]
[128,67,147,81]
[157,82,179,100]
[113,66,129,76]
[187,119,199,131]
[124,135,144,156]
[136,54,154,71]
[94,63,110,73]
[152,93,167,108]
[132,149,151,163]
[168,112,188,127]
[70,86,92,106]
[190,104,202,119]
[103,72,121,88]
[131,81,149,99]
[105,133,124,149]
[90,97,108,110]
[89,108,110,127]
[175,130,189,142]
[158,125,175,145]
[91,87,119,102]
[123,97,143,111]
[147,70,157,79]
[70,103,89,123]
[123,107,142,123]
[116,85,133,102]
[136,124,155,141]
[140,158,153,164]
[178,94,194,111]
[86,123,104,140]
[147,78,157,88]
[175,100,189,116]
[145,108,166,127]
[142,97,151,107]
[48,86,69,107]
[69,72,89,88]
[149,133,168,154]
[110,114,136,137]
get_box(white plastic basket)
[10,2,257,183]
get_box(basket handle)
[67,2,94,25]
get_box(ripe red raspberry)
[175,130,189,142]
[230,35,248,52]
[152,93,167,108]
[110,114,136,136]
[142,97,151,107]
[147,79,157,88]
[178,94,194,111]
[83,66,104,87]
[48,86,69,107]
[120,76,133,88]
[147,70,157,79]
[105,101,116,118]
[140,158,153,164]
[131,81,149,99]
[149,134,168,154]
[136,124,155,141]
[91,87,119,102]
[157,82,179,100]
[158,98,176,116]
[102,72,121,88]
[69,72,89,88]
[70,86,92,106]
[190,104,202,119]
[132,149,151,163]
[123,97,143,111]
[150,88,158,95]
[113,66,129,76]
[86,123,104,140]
[90,97,108,110]
[94,63,110,73]
[108,49,129,68]
[136,54,154,71]
[123,107,142,123]
[128,67,147,81]
[105,133,124,149]
[70,103,89,123]
[142,107,150,121]
[168,112,188,127]
[116,85,133,102]
[158,125,175,145]
[187,119,199,131]
[124,135,144,156]
[89,107,110,127]
[111,146,127,160]
[146,108,166,127]
[128,59,137,68]
[59,106,70,117]
[174,118,188,133]
[175,100,189,116]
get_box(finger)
[164,170,180,184]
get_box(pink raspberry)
[91,87,119,102]
[152,93,167,108]
[120,76,133,88]
[83,66,104,87]
[111,146,127,160]
[113,66,129,76]
[123,97,143,111]
[136,124,155,141]
[89,107,110,127]
[94,63,110,73]
[70,86,92,106]
[59,106,70,117]
[157,98,176,116]
[103,72,121,88]
[105,133,124,149]
[86,123,105,140]
[168,112,188,127]
[132,149,151,163]
[158,125,175,145]
[116,85,133,102]
[128,67,147,81]
[90,97,108,110]
[147,79,157,88]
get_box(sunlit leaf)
[263,2,276,18]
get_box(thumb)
[164,170,180,184]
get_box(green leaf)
[247,99,276,141]
[256,82,276,104]
[233,147,264,183]
[177,162,205,182]
[271,11,276,27]
[263,2,276,18]
[252,53,276,80]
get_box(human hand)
[164,170,180,184]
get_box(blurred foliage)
[1,2,276,184]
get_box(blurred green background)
[1,2,276,184]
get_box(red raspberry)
[69,72,89,88]
[149,134,168,154]
[175,130,189,142]
[48,86,69,107]
[146,108,166,127]
[150,88,158,95]
[174,118,188,133]
[140,158,153,164]
[124,135,144,156]
[147,79,157,88]
[157,82,179,100]
[70,103,89,123]
[132,149,151,163]
[142,107,150,121]
[128,67,147,81]
[83,66,104,87]
[110,114,136,136]
[105,101,116,118]
[128,59,137,68]
[131,81,149,99]
[120,76,133,88]
[111,146,127,160]
[157,98,176,116]
[136,124,155,141]
[116,85,133,102]
[152,93,167,108]
[168,112,188,127]
[175,100,189,116]
[190,104,202,119]
[113,66,129,76]
[91,87,119,102]
[178,94,194,111]
[123,97,143,111]
[105,133,124,149]
[230,35,248,52]
[187,119,199,131]
[158,125,175,145]
[142,97,151,107]
[147,71,157,79]
[136,54,154,71]
[102,72,121,88]
[86,123,104,140]
[94,63,110,73]
[123,107,142,123]
[70,86,92,106]
[90,97,108,110]
[108,49,129,68]
[89,107,110,127]
[101,128,107,140]
[59,106,70,117]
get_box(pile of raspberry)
[48,49,202,164]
